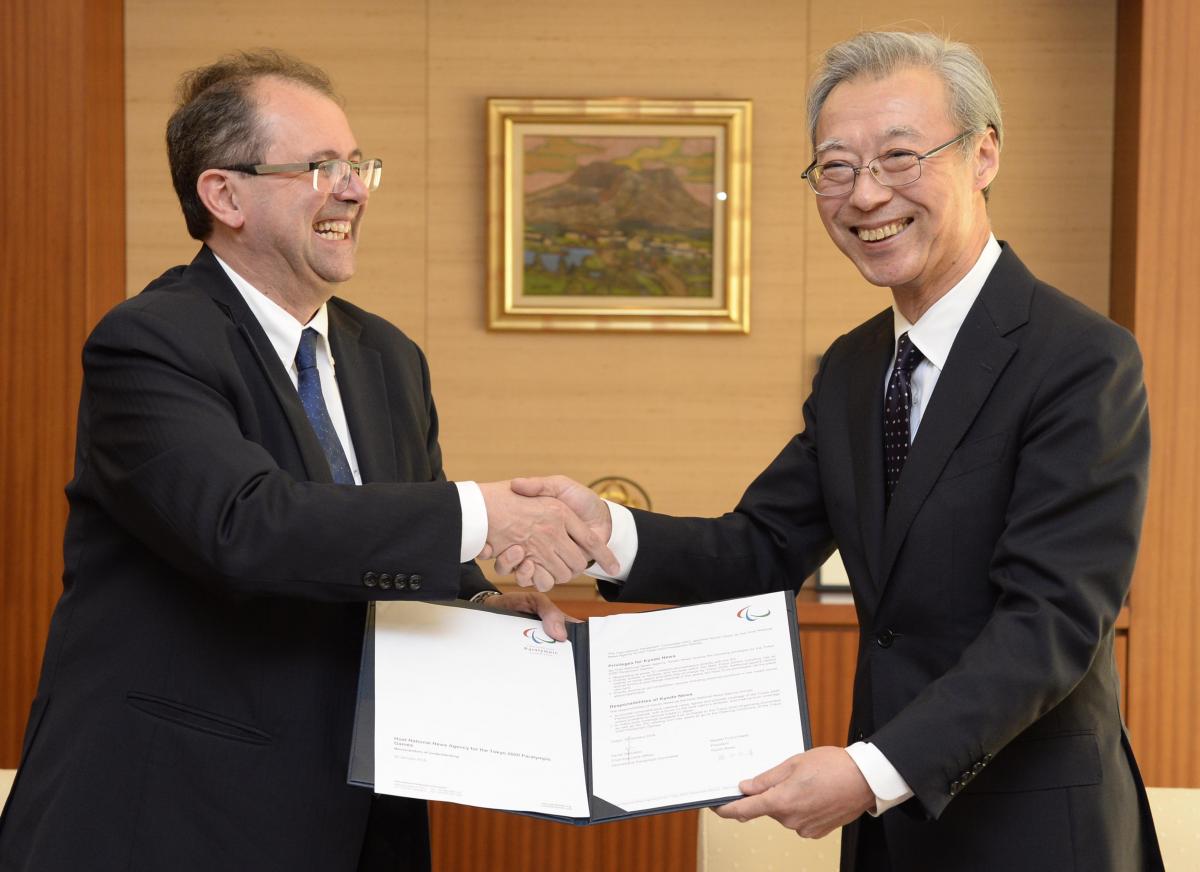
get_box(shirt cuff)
[844,742,914,816]
[585,500,637,582]
[455,481,488,562]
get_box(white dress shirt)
[591,234,1003,815]
[214,254,487,562]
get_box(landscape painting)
[487,98,751,332]
[520,134,716,300]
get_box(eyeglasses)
[801,131,977,197]
[220,158,383,193]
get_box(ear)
[973,127,1000,193]
[196,169,246,231]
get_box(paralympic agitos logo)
[522,627,557,644]
[736,605,771,622]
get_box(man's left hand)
[714,746,876,838]
[476,591,581,642]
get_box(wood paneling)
[431,804,698,872]
[1117,0,1200,787]
[0,0,124,768]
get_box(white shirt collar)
[892,234,1002,371]
[212,253,334,372]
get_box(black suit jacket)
[602,246,1163,872]
[0,247,491,872]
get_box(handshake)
[478,476,617,590]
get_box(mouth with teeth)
[314,219,352,241]
[855,218,912,242]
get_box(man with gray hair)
[501,31,1163,871]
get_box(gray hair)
[807,32,1003,196]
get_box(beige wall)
[126,0,1116,585]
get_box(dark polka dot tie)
[295,328,355,485]
[883,331,924,507]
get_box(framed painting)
[486,98,751,333]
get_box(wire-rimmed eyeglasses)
[801,131,977,197]
[220,158,383,194]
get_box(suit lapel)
[848,312,893,591]
[186,247,335,483]
[328,303,397,484]
[878,245,1032,589]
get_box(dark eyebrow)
[307,148,364,162]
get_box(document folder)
[349,590,811,824]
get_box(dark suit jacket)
[601,245,1163,872]
[0,247,492,872]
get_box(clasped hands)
[478,476,613,591]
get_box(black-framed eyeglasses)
[220,158,383,193]
[801,131,977,197]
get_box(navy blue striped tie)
[295,328,355,485]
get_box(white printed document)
[588,593,807,813]
[370,601,590,817]
[350,590,810,824]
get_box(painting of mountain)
[521,135,717,298]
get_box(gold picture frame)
[487,98,751,333]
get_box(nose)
[847,165,892,212]
[335,168,369,204]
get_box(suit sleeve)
[599,356,836,604]
[78,300,469,602]
[870,321,1150,819]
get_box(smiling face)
[812,66,998,316]
[223,76,369,318]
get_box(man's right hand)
[478,480,617,590]
[492,476,614,589]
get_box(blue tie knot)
[296,328,320,372]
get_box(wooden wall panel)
[797,614,860,748]
[1119,0,1200,787]
[0,0,125,767]
[430,805,698,872]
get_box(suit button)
[949,780,961,796]
[983,753,993,764]
[394,574,408,590]
[362,571,378,588]
[378,573,393,590]
[875,629,895,648]
[972,762,984,775]
[408,574,422,591]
